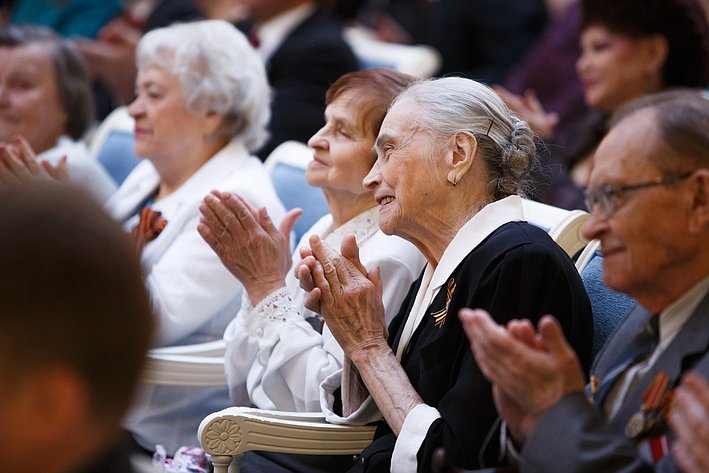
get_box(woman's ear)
[446,131,478,186]
[643,34,669,82]
[203,110,225,137]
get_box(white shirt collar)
[656,275,709,351]
[253,2,316,63]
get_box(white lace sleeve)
[247,287,303,326]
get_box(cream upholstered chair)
[197,200,591,472]
[343,26,441,78]
[521,199,589,258]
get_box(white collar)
[253,2,316,62]
[395,195,525,359]
[656,275,709,351]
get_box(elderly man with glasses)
[460,89,709,472]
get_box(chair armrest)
[150,339,226,356]
[141,353,227,386]
[198,407,376,457]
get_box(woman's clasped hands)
[296,234,388,359]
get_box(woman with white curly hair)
[105,19,285,455]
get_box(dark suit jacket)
[425,0,547,85]
[351,222,593,472]
[253,10,359,160]
[522,291,709,473]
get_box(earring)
[447,170,458,187]
[203,133,215,143]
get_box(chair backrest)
[264,141,329,245]
[343,26,441,78]
[88,106,141,186]
[576,241,636,359]
[521,199,590,258]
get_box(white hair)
[136,20,271,152]
[394,77,538,199]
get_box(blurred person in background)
[0,25,116,201]
[105,19,286,455]
[235,0,358,160]
[497,0,709,210]
[8,0,121,38]
[74,0,203,118]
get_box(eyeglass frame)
[584,171,694,218]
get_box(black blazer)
[254,11,359,159]
[350,222,593,472]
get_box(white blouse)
[223,206,426,411]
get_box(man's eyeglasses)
[584,171,693,218]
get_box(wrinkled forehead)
[590,110,662,185]
[377,99,421,140]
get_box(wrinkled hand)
[460,308,585,443]
[198,190,302,304]
[304,234,388,357]
[296,246,321,312]
[493,85,559,138]
[670,372,709,473]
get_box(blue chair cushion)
[581,250,637,359]
[96,130,141,186]
[269,162,329,243]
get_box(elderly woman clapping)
[198,69,425,413]
[298,77,594,472]
[105,20,285,455]
[0,25,115,200]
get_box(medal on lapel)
[625,371,671,439]
[431,278,456,328]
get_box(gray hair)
[136,20,271,152]
[393,77,538,200]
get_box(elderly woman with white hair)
[105,20,285,455]
[296,77,594,472]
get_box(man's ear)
[688,169,709,234]
[446,131,478,186]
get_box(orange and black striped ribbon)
[131,206,167,253]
